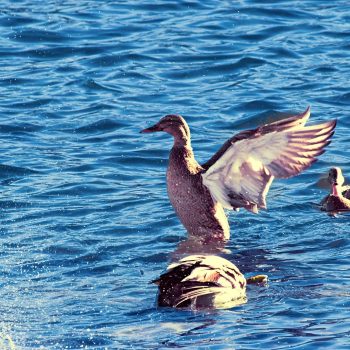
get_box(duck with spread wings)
[141,107,336,241]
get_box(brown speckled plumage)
[166,145,229,240]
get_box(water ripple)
[0,0,350,349]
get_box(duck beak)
[140,123,161,133]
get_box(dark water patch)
[0,164,39,178]
[0,200,33,210]
[60,103,115,118]
[126,252,169,265]
[238,25,297,42]
[132,2,182,12]
[74,118,127,134]
[119,91,168,104]
[38,335,113,349]
[65,263,120,277]
[83,78,123,94]
[78,135,109,144]
[40,111,63,120]
[17,252,105,274]
[0,123,43,134]
[236,100,278,113]
[9,206,98,225]
[284,81,322,91]
[88,52,160,67]
[50,222,89,233]
[231,108,308,130]
[315,93,350,107]
[40,183,114,197]
[242,7,309,20]
[66,164,96,173]
[341,43,350,51]
[216,30,267,43]
[311,65,338,73]
[55,65,82,73]
[0,77,36,85]
[325,238,349,249]
[9,28,68,43]
[268,46,300,59]
[169,52,240,63]
[110,155,165,168]
[42,245,86,256]
[163,57,266,80]
[338,92,350,103]
[5,98,52,109]
[321,30,350,39]
[0,15,38,27]
[112,70,153,81]
[23,45,108,59]
[109,23,152,36]
[70,251,108,265]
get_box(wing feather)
[202,108,336,212]
[201,106,311,170]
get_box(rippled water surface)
[1,1,350,349]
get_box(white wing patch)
[169,255,245,288]
[202,118,336,212]
[202,132,286,209]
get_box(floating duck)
[142,107,336,240]
[320,167,350,211]
[152,255,267,309]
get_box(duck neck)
[169,136,201,175]
[174,136,191,149]
[172,138,194,161]
[332,184,342,197]
[172,125,192,148]
[168,124,202,173]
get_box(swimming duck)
[142,107,336,241]
[320,167,350,211]
[152,255,267,309]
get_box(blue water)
[0,0,349,348]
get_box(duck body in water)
[142,107,336,241]
[320,167,350,212]
[152,255,267,309]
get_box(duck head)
[141,114,191,146]
[328,167,344,196]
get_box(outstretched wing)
[201,108,336,212]
[201,106,312,171]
